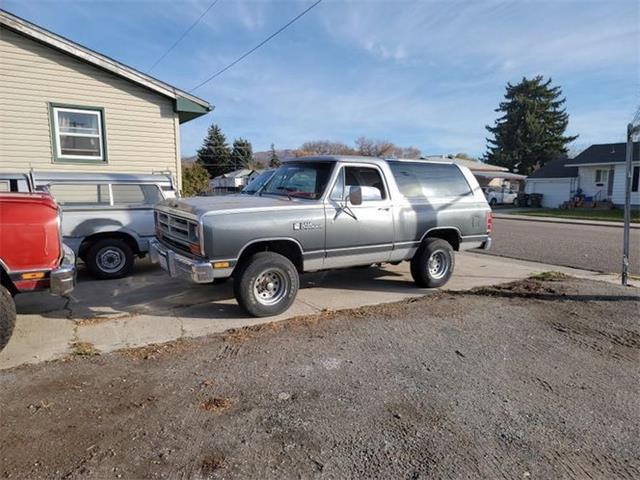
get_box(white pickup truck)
[483,187,518,207]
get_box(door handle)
[378,207,390,211]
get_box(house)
[525,142,640,208]
[423,155,526,189]
[524,157,579,208]
[0,10,212,189]
[210,169,261,193]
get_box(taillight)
[487,212,493,233]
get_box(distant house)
[0,10,212,189]
[210,169,260,192]
[525,142,640,208]
[525,157,579,208]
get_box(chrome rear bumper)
[149,239,215,284]
[50,244,76,296]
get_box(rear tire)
[0,285,17,353]
[489,198,497,208]
[410,238,455,288]
[86,238,135,280]
[233,252,299,317]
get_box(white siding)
[525,177,576,208]
[611,162,640,206]
[0,27,180,180]
[577,165,616,199]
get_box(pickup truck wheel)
[0,285,17,353]
[489,198,497,207]
[410,238,455,288]
[86,238,134,280]
[234,252,299,317]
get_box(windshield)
[242,170,274,195]
[261,162,334,199]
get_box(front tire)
[0,285,17,353]
[233,252,299,317]
[86,238,135,280]
[489,198,497,208]
[410,238,455,288]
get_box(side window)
[0,181,9,192]
[389,162,472,198]
[329,168,345,201]
[112,184,162,206]
[48,183,110,206]
[344,166,386,200]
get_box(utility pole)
[622,119,640,285]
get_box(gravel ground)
[1,276,639,479]
[482,218,640,274]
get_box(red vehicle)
[0,192,75,352]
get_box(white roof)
[422,155,508,172]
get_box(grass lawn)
[511,208,640,223]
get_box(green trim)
[48,102,108,164]
[175,95,213,124]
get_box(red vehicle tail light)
[487,212,493,233]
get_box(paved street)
[484,217,640,275]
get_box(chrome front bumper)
[50,244,76,296]
[149,239,215,284]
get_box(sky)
[4,0,639,157]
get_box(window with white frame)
[594,169,609,185]
[52,106,105,161]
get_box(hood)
[157,194,317,217]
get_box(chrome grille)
[155,211,199,249]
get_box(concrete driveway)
[0,252,630,370]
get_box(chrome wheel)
[428,251,449,280]
[253,268,288,306]
[96,246,126,274]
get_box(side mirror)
[348,185,362,206]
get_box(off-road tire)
[86,238,135,280]
[233,252,299,317]
[410,238,455,288]
[0,285,17,353]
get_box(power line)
[190,0,323,92]
[148,0,221,72]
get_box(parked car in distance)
[0,192,75,352]
[150,156,492,317]
[241,169,274,195]
[483,186,518,207]
[31,172,177,279]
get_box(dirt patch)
[200,397,233,413]
[118,339,191,360]
[1,277,638,479]
[70,341,100,356]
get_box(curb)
[493,214,640,230]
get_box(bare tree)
[299,140,355,155]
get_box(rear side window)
[389,162,472,199]
[49,183,110,206]
[112,184,162,206]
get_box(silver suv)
[151,156,492,316]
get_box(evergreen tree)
[268,143,281,168]
[196,124,231,178]
[230,138,253,170]
[484,76,577,175]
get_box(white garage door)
[525,179,574,208]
